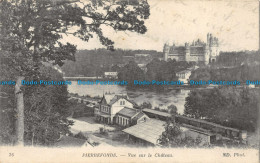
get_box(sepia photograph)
[0,0,259,162]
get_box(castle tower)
[207,33,210,46]
[163,43,170,61]
[185,42,190,62]
[208,34,219,63]
[204,44,209,65]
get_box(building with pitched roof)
[123,118,214,146]
[142,109,246,140]
[116,107,149,127]
[95,93,147,125]
[104,72,118,79]
[176,69,192,84]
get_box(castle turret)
[207,33,210,46]
[204,43,209,65]
[208,33,219,63]
[163,43,170,61]
[185,43,190,62]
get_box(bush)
[74,131,88,140]
[99,127,108,135]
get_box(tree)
[74,131,88,140]
[23,66,74,146]
[118,61,145,87]
[158,119,182,147]
[146,59,193,82]
[184,87,259,131]
[0,0,150,145]
[167,104,177,114]
[158,116,204,148]
[140,101,152,109]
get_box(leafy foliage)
[23,66,74,146]
[117,58,194,89]
[1,0,150,68]
[216,51,260,67]
[184,87,259,131]
[0,0,150,145]
[167,104,177,114]
[158,117,204,148]
[140,101,152,109]
[118,61,145,87]
[146,59,194,82]
[0,86,16,145]
[74,131,88,140]
[190,51,260,83]
[61,49,162,77]
[0,65,74,146]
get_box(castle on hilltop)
[163,33,219,64]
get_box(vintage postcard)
[0,0,259,162]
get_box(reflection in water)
[68,81,189,115]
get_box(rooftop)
[169,46,186,55]
[123,118,216,145]
[143,108,171,117]
[132,112,146,121]
[176,69,192,74]
[190,46,205,55]
[142,109,240,132]
[117,107,139,118]
[135,54,151,57]
[123,119,167,145]
[101,94,137,106]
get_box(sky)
[62,0,259,52]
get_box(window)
[120,100,125,105]
[105,107,109,113]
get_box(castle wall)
[209,46,219,62]
[167,55,185,61]
[186,54,205,62]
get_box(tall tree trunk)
[15,76,25,146]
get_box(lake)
[68,81,190,115]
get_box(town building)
[123,118,214,146]
[96,93,148,126]
[142,109,247,140]
[116,107,149,127]
[163,33,219,64]
[134,54,151,58]
[137,63,147,72]
[104,72,118,79]
[176,69,192,84]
